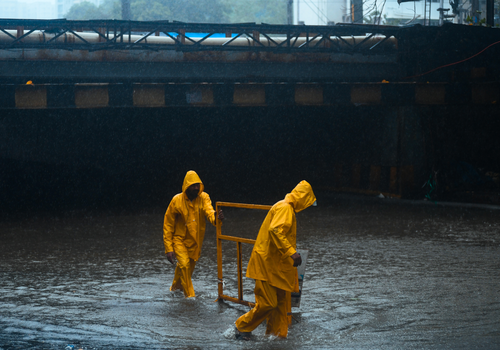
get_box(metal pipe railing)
[215,201,272,307]
[0,19,399,54]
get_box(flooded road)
[1,194,499,349]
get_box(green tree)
[65,1,105,19]
[131,0,229,22]
[65,0,120,20]
[223,0,287,24]
[66,0,289,24]
[131,0,172,21]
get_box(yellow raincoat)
[163,171,216,297]
[236,180,316,337]
[246,180,317,291]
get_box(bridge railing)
[0,19,399,54]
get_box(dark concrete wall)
[1,104,498,212]
[0,105,429,211]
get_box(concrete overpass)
[1,19,499,210]
[0,19,498,83]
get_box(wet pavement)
[1,194,500,349]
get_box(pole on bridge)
[121,0,131,20]
[486,0,494,26]
[351,0,363,23]
[287,0,294,25]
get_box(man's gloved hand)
[291,252,302,267]
[166,251,176,265]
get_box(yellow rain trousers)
[163,171,216,298]
[236,180,316,337]
[235,280,293,337]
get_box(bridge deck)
[1,19,499,84]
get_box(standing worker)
[235,180,316,339]
[163,170,223,298]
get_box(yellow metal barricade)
[215,201,271,307]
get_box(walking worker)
[163,170,223,298]
[235,180,316,340]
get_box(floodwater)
[1,194,499,349]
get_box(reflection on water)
[1,195,499,349]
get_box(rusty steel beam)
[0,59,399,84]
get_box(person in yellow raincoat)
[163,170,223,298]
[235,180,316,339]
